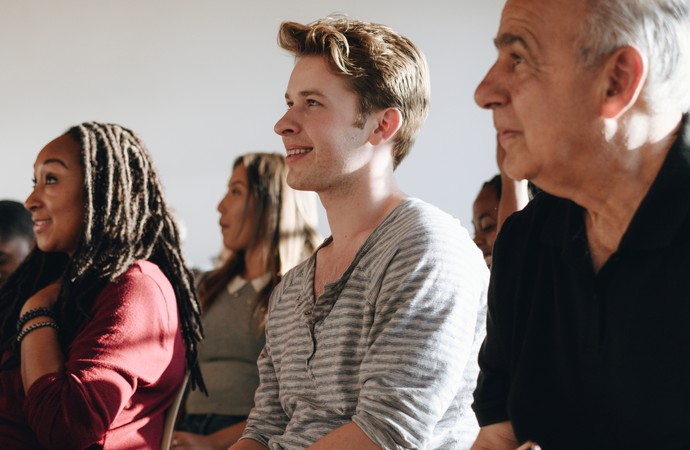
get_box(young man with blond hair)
[230,16,488,450]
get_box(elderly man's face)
[475,0,604,191]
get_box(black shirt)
[473,116,690,449]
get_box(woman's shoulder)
[119,260,166,280]
[113,260,170,286]
[95,260,175,311]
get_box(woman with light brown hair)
[171,152,320,450]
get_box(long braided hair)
[0,122,206,393]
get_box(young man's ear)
[600,45,647,119]
[368,107,403,146]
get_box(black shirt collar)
[542,114,690,251]
[621,114,690,250]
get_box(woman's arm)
[496,141,529,233]
[19,282,63,393]
[22,265,183,449]
[171,420,247,450]
[228,437,268,450]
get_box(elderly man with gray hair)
[470,0,690,449]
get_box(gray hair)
[576,0,690,112]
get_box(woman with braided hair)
[0,122,205,449]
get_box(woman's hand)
[496,138,507,171]
[21,281,60,315]
[170,431,225,450]
[19,281,63,393]
[515,441,541,450]
[494,138,529,233]
[171,421,247,450]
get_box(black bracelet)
[17,307,56,332]
[16,321,59,343]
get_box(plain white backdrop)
[0,0,504,269]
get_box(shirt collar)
[620,114,690,250]
[542,114,690,251]
[227,272,272,295]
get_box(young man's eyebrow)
[285,90,326,99]
[301,89,325,95]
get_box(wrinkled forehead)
[496,0,588,60]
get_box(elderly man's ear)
[600,45,647,119]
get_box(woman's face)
[217,163,257,253]
[472,184,499,266]
[25,134,85,257]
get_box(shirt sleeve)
[23,268,178,449]
[241,282,291,446]
[472,217,513,426]
[351,228,488,449]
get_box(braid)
[146,211,205,392]
[0,122,206,393]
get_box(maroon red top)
[0,260,186,449]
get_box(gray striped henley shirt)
[242,198,489,449]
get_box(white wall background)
[0,0,503,269]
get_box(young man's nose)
[274,110,299,136]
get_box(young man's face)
[474,0,603,190]
[274,56,379,194]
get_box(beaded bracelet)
[16,307,56,332]
[16,321,59,343]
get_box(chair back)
[160,371,190,450]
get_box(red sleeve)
[23,263,181,449]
